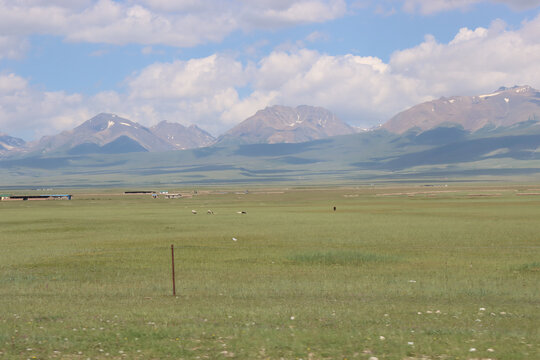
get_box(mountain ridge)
[24,113,172,154]
[383,85,540,134]
[217,105,356,145]
[17,113,216,156]
[150,121,215,150]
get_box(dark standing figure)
[333,206,336,211]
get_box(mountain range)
[1,105,357,156]
[1,85,540,186]
[2,85,539,157]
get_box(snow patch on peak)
[107,120,115,129]
[289,113,304,127]
[120,122,131,127]
[504,97,509,103]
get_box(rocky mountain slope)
[150,121,215,150]
[383,85,540,134]
[217,105,356,145]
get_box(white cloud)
[400,0,540,14]
[389,16,540,96]
[449,26,489,44]
[247,0,347,27]
[0,0,347,48]
[126,55,246,101]
[0,73,28,94]
[0,73,91,139]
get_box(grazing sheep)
[207,210,214,215]
[191,210,197,214]
[236,211,247,214]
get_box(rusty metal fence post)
[171,244,176,296]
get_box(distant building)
[164,193,182,199]
[7,194,72,201]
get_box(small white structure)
[164,193,182,199]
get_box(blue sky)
[0,0,539,140]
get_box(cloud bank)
[0,0,346,49]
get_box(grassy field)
[0,185,538,359]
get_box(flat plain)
[0,185,538,359]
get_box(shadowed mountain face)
[354,132,540,171]
[384,86,540,134]
[150,121,215,150]
[67,136,149,155]
[217,105,356,145]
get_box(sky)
[1,0,540,140]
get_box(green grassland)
[0,185,538,359]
